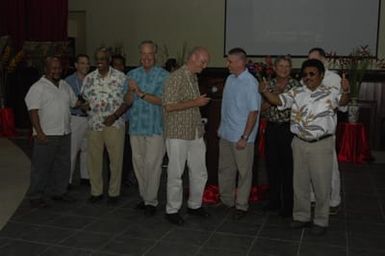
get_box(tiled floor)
[1,139,385,255]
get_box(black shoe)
[88,195,104,203]
[290,220,312,229]
[144,205,157,216]
[165,213,184,225]
[310,224,327,236]
[187,207,210,217]
[30,198,50,208]
[80,179,90,186]
[233,209,247,220]
[279,209,293,218]
[134,201,146,210]
[263,201,280,211]
[51,194,76,202]
[107,196,119,205]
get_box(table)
[336,122,372,164]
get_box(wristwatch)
[241,135,249,140]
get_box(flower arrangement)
[327,45,384,100]
[246,56,274,82]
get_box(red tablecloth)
[336,122,372,164]
[0,108,17,137]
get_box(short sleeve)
[154,70,169,97]
[25,84,42,110]
[163,75,179,105]
[277,89,295,110]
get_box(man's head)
[95,47,111,74]
[111,54,126,72]
[274,55,292,79]
[44,56,62,83]
[139,40,157,70]
[308,47,326,62]
[301,59,325,91]
[186,47,210,74]
[226,48,247,76]
[75,54,90,76]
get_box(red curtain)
[0,0,68,49]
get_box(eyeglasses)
[302,72,318,78]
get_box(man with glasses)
[163,47,211,225]
[308,47,345,215]
[81,48,128,204]
[260,59,350,236]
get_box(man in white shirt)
[260,59,350,235]
[308,48,344,214]
[25,56,79,208]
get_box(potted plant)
[338,46,373,122]
[340,46,373,103]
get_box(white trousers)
[310,136,341,207]
[130,135,165,206]
[165,137,208,214]
[69,115,89,183]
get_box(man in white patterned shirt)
[260,59,350,236]
[82,48,128,204]
[307,48,346,215]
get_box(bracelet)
[342,90,350,95]
[241,135,249,140]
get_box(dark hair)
[75,54,89,63]
[165,58,178,72]
[308,47,326,58]
[228,47,247,61]
[111,54,126,66]
[301,59,325,77]
[274,55,292,66]
[95,47,111,62]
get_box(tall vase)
[348,98,359,123]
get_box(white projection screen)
[225,0,381,57]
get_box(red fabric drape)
[0,0,67,49]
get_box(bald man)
[163,47,211,225]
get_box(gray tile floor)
[1,138,385,256]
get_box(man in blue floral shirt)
[125,41,168,216]
[82,48,128,204]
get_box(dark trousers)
[265,122,294,214]
[28,134,71,199]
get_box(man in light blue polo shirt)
[218,47,261,219]
[125,40,169,216]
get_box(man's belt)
[295,134,332,143]
[71,113,88,118]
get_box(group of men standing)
[24,43,349,233]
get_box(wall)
[69,0,385,68]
